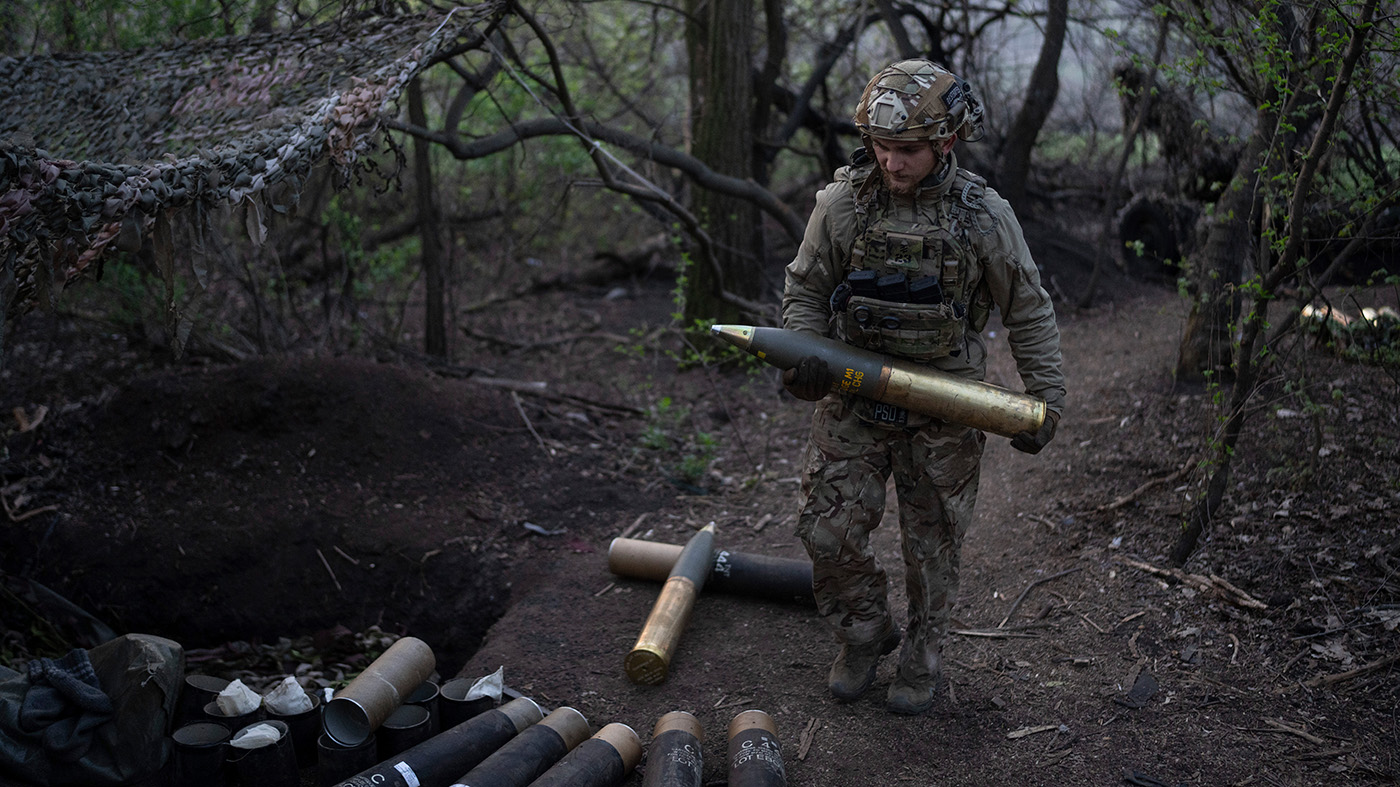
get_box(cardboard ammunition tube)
[643,711,704,787]
[727,710,786,787]
[525,722,642,787]
[324,637,437,746]
[377,704,433,761]
[624,525,716,685]
[608,539,815,605]
[451,706,591,787]
[330,696,543,787]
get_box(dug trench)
[3,268,1399,786]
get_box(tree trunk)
[408,78,447,357]
[1174,126,1270,381]
[685,0,762,325]
[996,0,1067,212]
[1171,0,1378,564]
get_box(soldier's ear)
[939,136,957,155]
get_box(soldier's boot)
[886,650,941,715]
[827,626,901,701]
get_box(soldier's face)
[872,137,952,197]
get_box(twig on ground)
[999,567,1083,628]
[316,548,342,592]
[1301,652,1400,691]
[797,718,819,761]
[951,629,1041,639]
[333,546,360,565]
[1,491,59,522]
[593,582,615,598]
[1273,648,1311,683]
[1077,612,1108,634]
[1263,718,1328,746]
[1116,610,1148,627]
[511,391,551,457]
[1097,455,1197,511]
[1007,724,1059,739]
[1119,558,1268,610]
[752,513,774,533]
[619,513,648,539]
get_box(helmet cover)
[853,59,985,143]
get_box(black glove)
[782,356,834,402]
[1011,410,1059,454]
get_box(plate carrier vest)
[833,162,999,363]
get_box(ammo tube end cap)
[623,647,668,686]
[652,710,704,741]
[541,706,592,749]
[595,723,643,771]
[728,709,777,739]
[498,696,545,732]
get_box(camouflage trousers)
[795,396,985,683]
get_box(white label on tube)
[393,762,420,787]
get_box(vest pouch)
[836,295,964,362]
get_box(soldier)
[782,59,1065,714]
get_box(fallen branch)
[618,513,648,540]
[1007,724,1059,740]
[469,376,644,417]
[1302,652,1400,690]
[999,567,1083,628]
[316,548,343,592]
[797,718,819,761]
[1263,718,1327,746]
[1097,456,1197,512]
[1,492,60,523]
[951,628,1041,639]
[462,326,634,352]
[1119,558,1268,611]
[511,391,551,457]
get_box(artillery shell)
[624,524,717,685]
[710,325,1044,438]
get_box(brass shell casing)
[624,524,716,685]
[876,357,1045,437]
[710,325,1046,438]
[624,575,698,685]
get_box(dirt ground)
[2,242,1398,786]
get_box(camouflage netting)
[0,1,505,339]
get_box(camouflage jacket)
[781,154,1066,417]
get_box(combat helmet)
[853,59,985,144]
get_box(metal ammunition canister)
[608,538,813,605]
[330,696,543,787]
[525,722,642,787]
[726,710,786,787]
[624,524,717,685]
[324,636,437,746]
[710,325,1045,438]
[642,711,704,787]
[450,706,592,787]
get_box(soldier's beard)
[881,153,946,198]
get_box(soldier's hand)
[782,356,834,401]
[1011,410,1059,455]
